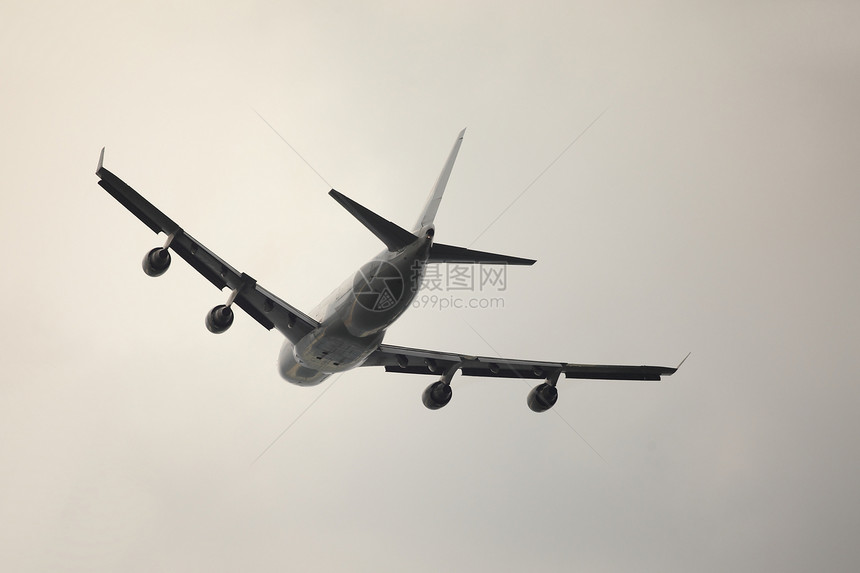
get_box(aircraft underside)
[94,129,682,412]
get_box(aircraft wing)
[95,149,319,343]
[363,343,681,381]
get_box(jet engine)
[527,382,558,413]
[205,304,234,334]
[142,247,171,277]
[422,380,453,410]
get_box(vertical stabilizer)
[414,128,466,231]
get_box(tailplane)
[328,190,417,252]
[427,243,536,266]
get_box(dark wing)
[95,149,319,343]
[363,343,680,381]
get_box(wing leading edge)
[95,149,319,342]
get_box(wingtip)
[96,147,105,174]
[677,352,691,369]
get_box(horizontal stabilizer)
[329,189,418,252]
[428,242,536,266]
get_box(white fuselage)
[277,228,433,385]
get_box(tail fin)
[329,190,418,252]
[414,128,466,231]
[329,129,536,265]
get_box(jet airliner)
[95,130,681,412]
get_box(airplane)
[95,129,682,412]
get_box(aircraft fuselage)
[278,226,434,385]
[95,129,680,415]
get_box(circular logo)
[352,259,405,312]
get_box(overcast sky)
[2,1,859,571]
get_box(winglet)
[676,352,691,370]
[97,147,105,175]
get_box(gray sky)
[2,1,859,571]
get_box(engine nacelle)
[142,247,171,277]
[205,304,234,334]
[527,382,558,413]
[422,380,453,410]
